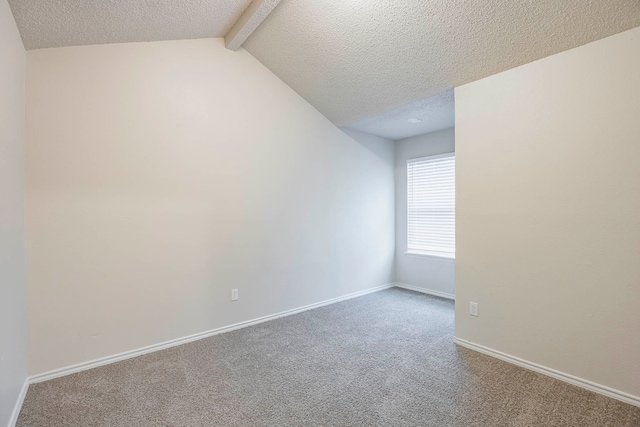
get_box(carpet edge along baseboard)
[454,337,640,408]
[28,283,396,384]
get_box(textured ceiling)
[343,90,454,141]
[9,0,640,129]
[244,0,640,126]
[8,0,253,50]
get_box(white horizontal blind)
[407,153,455,258]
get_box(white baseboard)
[394,282,455,300]
[454,337,640,408]
[29,283,394,384]
[8,379,29,427]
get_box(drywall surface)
[395,128,455,296]
[341,128,396,170]
[25,38,395,375]
[455,26,640,397]
[0,0,28,424]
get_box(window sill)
[404,251,455,262]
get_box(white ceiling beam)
[225,0,282,51]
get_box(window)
[407,153,455,258]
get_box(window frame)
[406,152,455,260]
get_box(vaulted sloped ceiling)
[8,0,640,128]
[244,0,640,126]
[8,0,254,50]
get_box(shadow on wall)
[341,128,396,164]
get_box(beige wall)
[0,0,28,424]
[395,129,455,297]
[455,26,640,397]
[26,39,395,376]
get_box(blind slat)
[407,154,455,256]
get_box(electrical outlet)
[469,302,478,317]
[231,289,238,301]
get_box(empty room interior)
[1,0,640,426]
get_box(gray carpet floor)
[18,288,640,426]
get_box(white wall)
[395,128,455,297]
[455,26,640,398]
[0,0,28,424]
[26,39,395,376]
